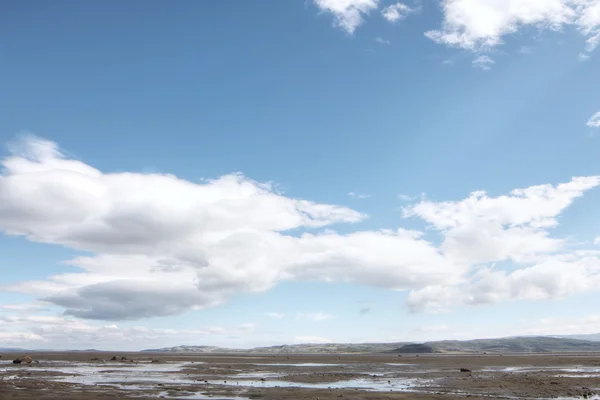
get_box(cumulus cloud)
[426,0,600,56]
[43,280,219,320]
[588,111,600,127]
[403,176,599,265]
[381,2,414,22]
[313,0,379,34]
[1,136,600,319]
[407,253,600,312]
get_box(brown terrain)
[1,352,600,399]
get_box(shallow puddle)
[257,363,342,367]
[204,376,424,392]
[155,391,248,400]
[233,372,283,378]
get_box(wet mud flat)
[2,353,600,399]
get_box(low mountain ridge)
[554,333,600,342]
[144,336,600,354]
[424,336,600,353]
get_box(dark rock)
[460,368,472,373]
[111,356,117,361]
[120,356,127,360]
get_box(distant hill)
[391,343,436,353]
[145,336,600,354]
[555,334,600,342]
[424,336,600,353]
[4,336,600,355]
[142,345,226,353]
[0,348,27,353]
[142,343,406,354]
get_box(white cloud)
[404,176,599,265]
[588,111,600,127]
[348,191,371,198]
[595,236,600,244]
[407,253,600,312]
[265,312,285,319]
[294,335,333,344]
[472,55,495,70]
[2,136,600,322]
[381,2,414,22]
[297,312,334,322]
[426,0,600,57]
[375,37,391,44]
[313,0,379,34]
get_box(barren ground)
[2,352,600,399]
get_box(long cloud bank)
[1,136,600,320]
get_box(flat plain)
[1,352,600,399]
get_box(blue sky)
[1,0,600,350]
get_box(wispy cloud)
[375,37,390,45]
[587,111,600,128]
[412,324,449,333]
[265,312,285,319]
[237,323,256,333]
[348,191,371,199]
[398,194,417,202]
[381,2,415,22]
[293,335,333,344]
[472,55,495,71]
[297,312,334,322]
[518,46,532,54]
[359,307,370,315]
[579,53,591,61]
